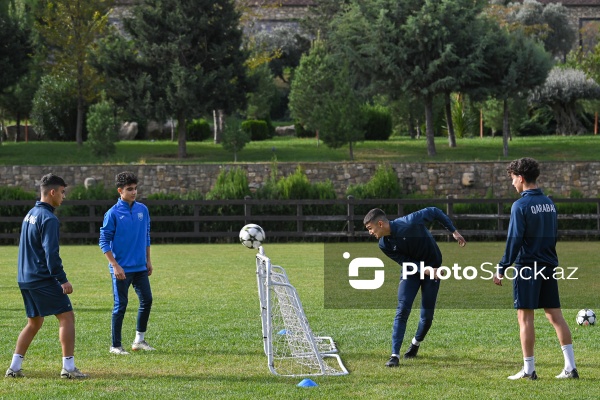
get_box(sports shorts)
[512,265,560,309]
[20,282,73,318]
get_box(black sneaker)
[385,356,400,367]
[556,368,579,379]
[508,369,538,380]
[404,344,419,359]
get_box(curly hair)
[506,157,540,184]
[115,171,138,188]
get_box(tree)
[86,95,118,157]
[289,39,364,159]
[221,116,250,162]
[93,0,248,158]
[529,68,600,135]
[332,0,490,156]
[35,0,113,146]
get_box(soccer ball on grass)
[239,223,265,249]
[576,309,596,326]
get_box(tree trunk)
[348,140,354,161]
[502,98,509,157]
[177,113,187,159]
[424,95,436,156]
[408,110,416,139]
[552,103,585,136]
[76,69,84,146]
[213,109,224,144]
[15,113,21,142]
[445,92,456,148]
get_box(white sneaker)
[5,368,25,378]
[132,340,156,351]
[60,367,88,379]
[508,369,538,380]
[109,346,130,355]
[556,368,579,379]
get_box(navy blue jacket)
[99,198,151,274]
[379,207,457,268]
[17,201,68,289]
[498,188,558,275]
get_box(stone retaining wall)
[1,162,598,199]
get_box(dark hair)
[363,208,388,226]
[40,173,67,189]
[115,171,138,188]
[506,157,540,183]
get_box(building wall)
[2,162,598,199]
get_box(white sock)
[9,354,24,371]
[412,338,421,346]
[62,356,75,371]
[135,331,145,343]
[391,353,399,358]
[524,356,535,374]
[561,344,576,371]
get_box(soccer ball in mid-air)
[576,309,596,326]
[239,223,265,249]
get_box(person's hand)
[147,262,153,277]
[493,273,503,286]
[453,231,466,247]
[61,281,73,294]
[113,264,126,280]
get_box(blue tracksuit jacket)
[17,201,68,289]
[498,188,558,275]
[99,198,151,274]
[379,207,457,269]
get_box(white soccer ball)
[576,308,596,326]
[239,223,265,249]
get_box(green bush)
[362,104,393,141]
[242,120,270,141]
[347,164,401,199]
[186,118,212,141]
[30,74,79,141]
[146,191,203,241]
[87,98,119,157]
[294,122,315,138]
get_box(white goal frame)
[256,247,348,377]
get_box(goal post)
[256,247,348,377]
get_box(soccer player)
[494,157,578,380]
[100,171,156,355]
[364,207,466,367]
[5,174,88,379]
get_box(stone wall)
[1,162,598,199]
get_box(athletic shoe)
[556,368,579,379]
[385,356,400,367]
[404,344,419,359]
[5,368,25,378]
[131,340,155,351]
[508,369,538,380]
[109,346,130,355]
[60,367,88,379]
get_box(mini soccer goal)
[256,247,348,377]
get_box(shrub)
[242,120,269,141]
[362,104,393,141]
[58,183,116,240]
[30,74,79,141]
[0,187,37,244]
[294,122,315,138]
[347,164,401,199]
[87,98,119,157]
[186,118,211,141]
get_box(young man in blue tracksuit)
[100,171,155,355]
[493,157,578,380]
[364,207,466,367]
[6,174,87,379]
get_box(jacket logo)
[24,214,37,224]
[137,213,143,221]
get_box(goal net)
[256,247,348,377]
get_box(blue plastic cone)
[297,378,318,387]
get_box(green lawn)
[1,135,599,165]
[1,243,597,399]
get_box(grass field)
[1,135,599,165]
[0,242,598,399]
